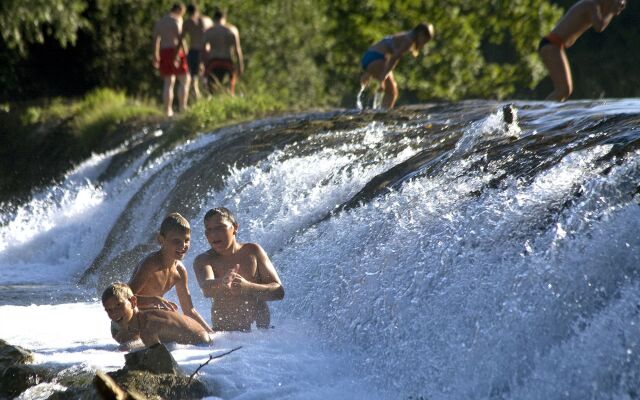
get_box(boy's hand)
[223,264,240,288]
[156,297,178,311]
[230,273,250,296]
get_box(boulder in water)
[123,343,182,375]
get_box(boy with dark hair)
[200,8,244,95]
[194,207,284,331]
[152,2,190,116]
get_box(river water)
[1,100,640,399]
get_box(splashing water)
[2,100,640,399]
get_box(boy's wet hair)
[204,207,237,226]
[186,3,198,14]
[171,3,186,13]
[102,282,133,304]
[413,22,434,40]
[159,212,191,236]
[213,7,225,21]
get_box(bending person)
[539,0,626,101]
[360,22,434,109]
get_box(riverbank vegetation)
[1,0,639,201]
[0,89,287,202]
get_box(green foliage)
[0,0,89,54]
[325,0,562,102]
[5,0,640,104]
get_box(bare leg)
[382,72,398,109]
[163,75,176,117]
[191,74,201,101]
[539,45,573,101]
[177,73,190,113]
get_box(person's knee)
[556,83,572,101]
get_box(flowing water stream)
[1,100,640,399]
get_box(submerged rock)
[0,364,54,398]
[0,339,53,399]
[123,343,182,375]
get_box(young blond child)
[360,22,434,109]
[112,213,212,343]
[539,0,626,101]
[193,207,284,331]
[102,282,211,347]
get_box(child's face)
[204,215,237,252]
[103,296,135,325]
[158,230,191,260]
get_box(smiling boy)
[113,213,212,343]
[103,282,210,347]
[193,207,284,331]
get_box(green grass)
[165,92,288,144]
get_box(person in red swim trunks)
[539,0,626,102]
[200,7,244,95]
[153,3,190,116]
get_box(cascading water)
[1,100,640,399]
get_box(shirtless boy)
[114,213,212,343]
[183,4,213,100]
[152,3,191,116]
[539,0,626,101]
[103,283,211,347]
[193,208,284,331]
[200,8,244,95]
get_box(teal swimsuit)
[360,35,394,71]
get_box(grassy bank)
[0,88,289,204]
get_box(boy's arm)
[382,39,413,80]
[152,23,161,68]
[233,29,244,75]
[193,254,229,297]
[175,265,213,333]
[589,0,614,32]
[231,244,284,301]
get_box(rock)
[123,343,182,375]
[94,370,148,400]
[0,339,33,369]
[0,364,54,398]
[108,369,209,400]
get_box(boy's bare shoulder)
[132,251,161,276]
[240,242,265,255]
[194,249,216,265]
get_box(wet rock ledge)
[0,339,211,399]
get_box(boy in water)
[539,0,626,101]
[112,213,212,343]
[103,283,211,347]
[193,208,284,331]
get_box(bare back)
[183,16,213,50]
[153,13,183,49]
[203,24,237,60]
[551,0,618,47]
[138,309,210,345]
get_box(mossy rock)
[109,369,210,400]
[0,339,33,369]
